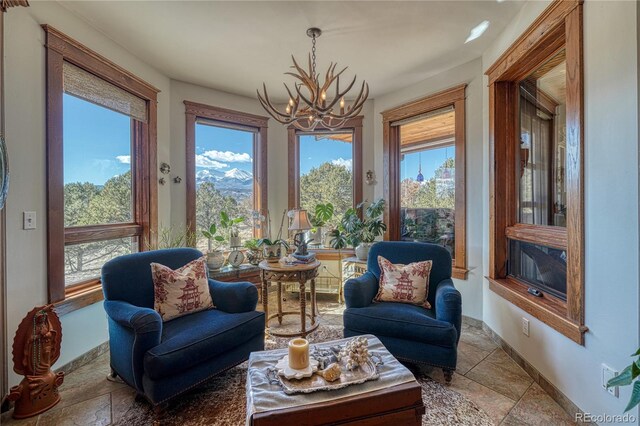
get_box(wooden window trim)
[44,25,159,314]
[184,101,269,238]
[486,0,586,344]
[287,117,363,213]
[381,85,468,280]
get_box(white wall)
[481,0,640,418]
[372,58,485,320]
[4,2,171,385]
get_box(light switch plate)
[521,317,530,336]
[23,211,36,230]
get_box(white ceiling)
[57,1,524,101]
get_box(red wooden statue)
[8,305,64,419]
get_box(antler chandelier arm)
[257,27,369,129]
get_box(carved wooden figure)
[8,305,64,419]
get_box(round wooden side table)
[259,260,321,338]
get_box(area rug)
[116,325,492,426]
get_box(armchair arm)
[208,279,258,313]
[103,300,162,390]
[344,272,379,308]
[435,279,462,343]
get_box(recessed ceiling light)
[465,20,490,44]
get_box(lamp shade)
[289,209,313,231]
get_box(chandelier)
[257,28,369,131]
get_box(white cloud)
[196,155,229,169]
[331,158,353,170]
[201,150,252,163]
[116,155,131,164]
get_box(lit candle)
[321,91,326,108]
[288,338,309,369]
[340,97,345,114]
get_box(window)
[45,26,158,312]
[185,102,268,249]
[486,0,585,343]
[288,118,363,232]
[382,86,467,279]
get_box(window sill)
[452,266,468,280]
[486,276,587,345]
[54,281,104,316]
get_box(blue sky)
[195,123,254,174]
[299,134,353,174]
[401,146,453,181]
[63,94,131,185]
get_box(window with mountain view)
[63,93,138,285]
[194,121,255,250]
[298,132,354,230]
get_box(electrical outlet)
[521,317,530,336]
[602,364,619,397]
[23,211,36,230]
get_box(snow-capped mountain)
[196,168,253,198]
[223,168,252,181]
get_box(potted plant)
[219,211,245,248]
[202,223,226,270]
[341,199,386,261]
[258,209,290,262]
[607,347,640,412]
[244,238,263,265]
[308,203,334,247]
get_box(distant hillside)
[196,167,253,198]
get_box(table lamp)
[289,208,314,261]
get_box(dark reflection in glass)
[508,239,567,300]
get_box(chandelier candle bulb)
[288,338,310,370]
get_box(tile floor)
[1,293,576,425]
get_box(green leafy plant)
[243,238,261,251]
[257,238,290,250]
[338,198,387,247]
[257,209,289,249]
[607,348,640,412]
[219,210,245,238]
[202,223,226,252]
[309,203,334,228]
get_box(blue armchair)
[101,248,264,406]
[343,242,461,381]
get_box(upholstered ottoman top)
[246,335,421,425]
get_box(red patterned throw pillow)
[374,255,433,309]
[150,256,214,321]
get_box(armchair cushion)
[343,302,457,348]
[144,308,264,380]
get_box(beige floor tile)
[56,353,126,410]
[466,349,533,401]
[0,411,39,426]
[460,324,499,353]
[37,393,111,426]
[457,340,493,375]
[502,383,576,426]
[110,385,139,424]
